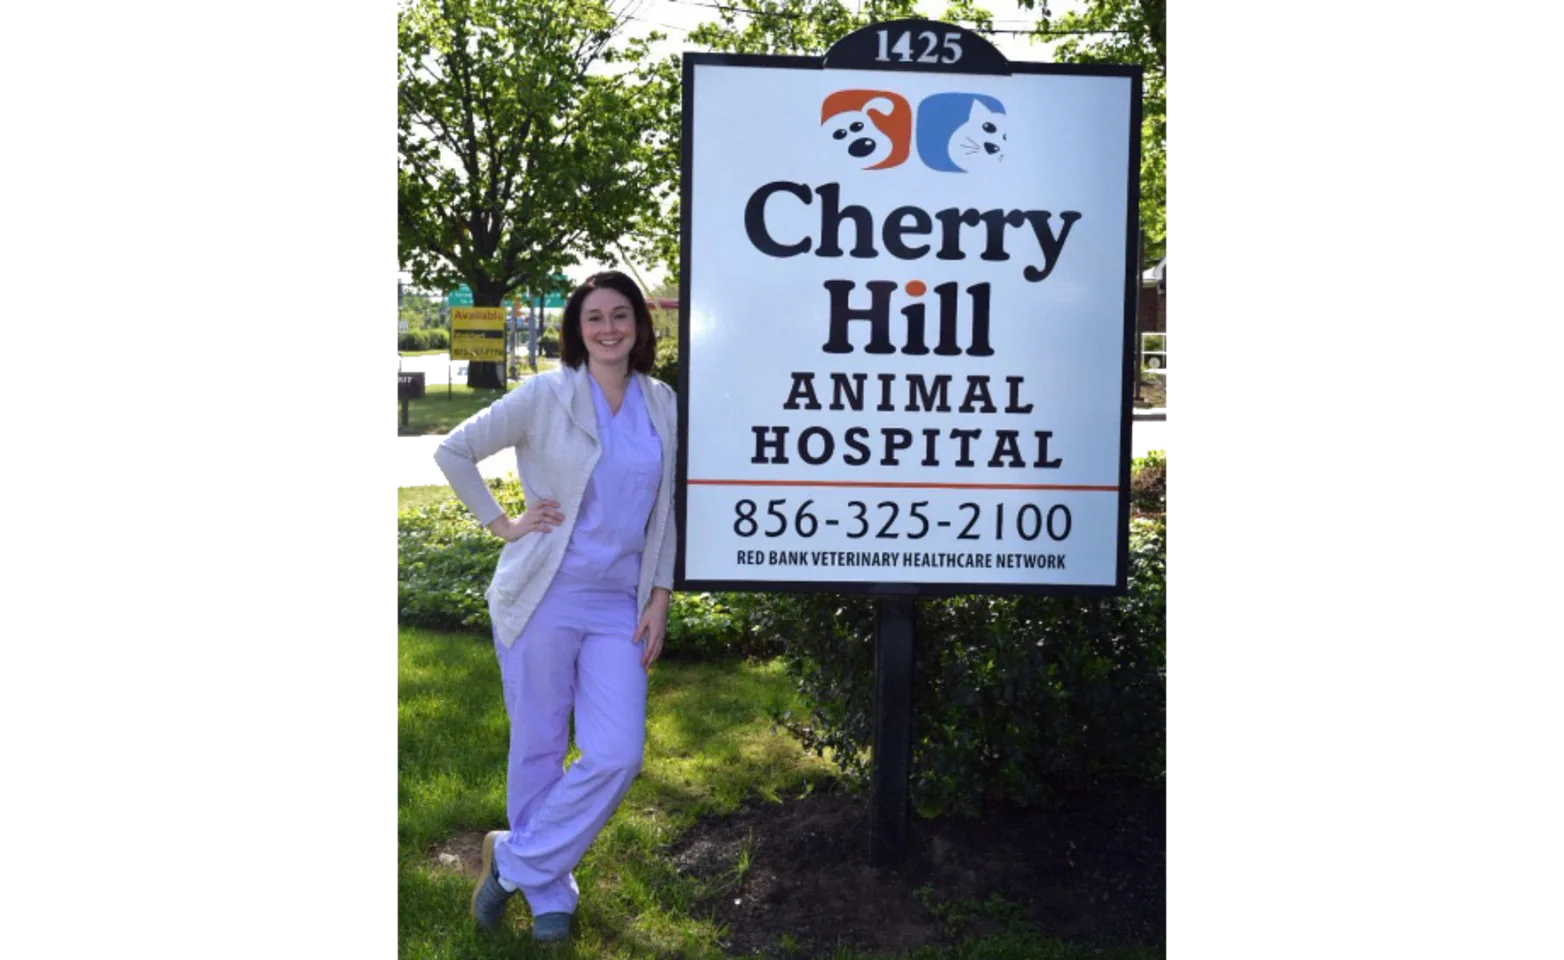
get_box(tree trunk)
[467,280,508,390]
[466,360,504,390]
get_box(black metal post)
[870,595,917,866]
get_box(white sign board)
[677,48,1140,595]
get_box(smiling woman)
[561,273,659,379]
[431,269,679,943]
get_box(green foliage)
[686,0,921,56]
[397,478,527,634]
[399,328,430,351]
[399,0,678,387]
[746,457,1168,818]
[666,591,784,661]
[650,331,678,386]
[398,294,443,331]
[1129,449,1165,516]
[536,325,559,357]
[398,478,773,659]
[1020,0,1166,263]
[755,519,1165,817]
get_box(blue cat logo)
[914,93,1009,173]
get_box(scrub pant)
[491,574,648,916]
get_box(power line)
[654,0,1132,35]
[626,13,692,33]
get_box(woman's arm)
[432,378,536,530]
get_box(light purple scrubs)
[492,375,663,917]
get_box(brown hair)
[559,270,656,373]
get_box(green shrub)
[399,329,430,351]
[398,478,772,659]
[744,457,1169,817]
[397,478,525,634]
[666,591,782,660]
[651,334,678,387]
[1130,450,1165,516]
[424,327,449,350]
[537,327,560,357]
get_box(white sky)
[403,0,1084,296]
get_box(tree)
[398,294,444,332]
[398,0,675,387]
[1019,0,1165,265]
[684,0,925,55]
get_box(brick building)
[1137,259,1166,334]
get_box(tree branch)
[445,20,488,255]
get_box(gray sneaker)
[532,911,572,943]
[471,830,514,931]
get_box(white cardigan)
[433,364,679,647]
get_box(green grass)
[399,382,519,436]
[399,626,832,958]
[399,485,457,513]
[398,625,1162,959]
[400,348,450,357]
[398,362,562,436]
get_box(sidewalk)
[391,440,519,494]
[472,450,522,481]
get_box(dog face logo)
[820,90,912,170]
[915,93,1009,173]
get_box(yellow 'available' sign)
[450,307,507,362]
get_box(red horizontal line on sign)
[688,479,1120,492]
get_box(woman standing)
[433,271,678,943]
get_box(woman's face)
[579,288,636,369]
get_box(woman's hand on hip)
[487,500,564,541]
[634,588,672,671]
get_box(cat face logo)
[915,93,1008,173]
[820,90,912,170]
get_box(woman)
[432,271,678,943]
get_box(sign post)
[528,299,539,371]
[676,20,1142,866]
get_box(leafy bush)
[397,479,525,634]
[1130,450,1165,516]
[749,516,1165,818]
[398,479,773,659]
[399,329,430,351]
[424,327,449,350]
[666,591,782,660]
[651,334,678,387]
[537,327,560,357]
[743,457,1169,817]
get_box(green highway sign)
[447,274,570,310]
[523,273,570,309]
